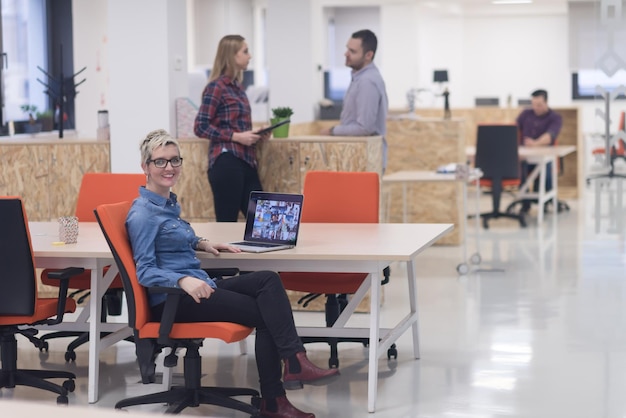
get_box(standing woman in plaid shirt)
[194,35,269,222]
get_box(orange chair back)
[280,172,379,294]
[300,171,379,223]
[93,201,150,330]
[75,173,145,222]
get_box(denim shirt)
[126,187,216,306]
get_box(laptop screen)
[243,192,304,245]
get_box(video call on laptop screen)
[244,192,303,245]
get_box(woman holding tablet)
[194,34,269,222]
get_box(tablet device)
[255,119,290,136]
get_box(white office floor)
[5,181,626,417]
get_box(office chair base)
[1,336,76,403]
[506,198,570,214]
[115,386,260,415]
[479,212,526,229]
[117,343,259,416]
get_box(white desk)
[466,145,576,225]
[30,221,452,413]
[382,170,482,274]
[29,222,131,404]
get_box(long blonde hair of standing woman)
[208,35,245,84]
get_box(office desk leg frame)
[367,259,420,413]
[457,179,482,275]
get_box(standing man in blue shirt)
[516,89,563,213]
[321,29,389,170]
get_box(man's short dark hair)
[352,29,378,58]
[531,89,548,102]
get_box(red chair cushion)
[0,298,76,326]
[139,321,252,343]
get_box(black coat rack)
[36,44,86,138]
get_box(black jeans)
[151,270,304,399]
[208,152,262,222]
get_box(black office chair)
[474,124,526,229]
[0,197,83,404]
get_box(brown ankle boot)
[283,351,339,390]
[260,395,315,418]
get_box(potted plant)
[20,104,42,134]
[270,106,293,138]
[36,110,54,132]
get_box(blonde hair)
[208,35,245,84]
[140,129,180,164]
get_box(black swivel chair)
[474,124,527,229]
[0,197,84,404]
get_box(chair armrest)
[148,286,184,346]
[43,267,85,325]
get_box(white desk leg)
[367,270,382,413]
[88,265,103,403]
[406,259,420,359]
[537,160,546,226]
[618,179,624,232]
[595,178,602,233]
[475,179,481,258]
[552,156,559,221]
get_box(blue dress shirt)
[126,187,216,306]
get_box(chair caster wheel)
[56,395,69,405]
[329,358,339,368]
[482,218,489,229]
[38,341,49,352]
[63,379,75,393]
[387,344,397,360]
[470,253,482,265]
[65,350,76,362]
[457,263,470,275]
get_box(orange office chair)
[39,173,145,361]
[473,124,526,228]
[94,201,259,415]
[279,171,393,369]
[0,197,83,404]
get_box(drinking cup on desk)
[59,216,79,244]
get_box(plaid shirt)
[194,75,257,168]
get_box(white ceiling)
[416,0,571,16]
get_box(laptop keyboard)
[232,241,280,248]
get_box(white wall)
[266,0,317,123]
[107,0,187,173]
[72,0,108,139]
[189,0,254,71]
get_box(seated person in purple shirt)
[516,89,563,213]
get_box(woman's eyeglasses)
[148,157,183,168]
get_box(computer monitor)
[433,70,448,83]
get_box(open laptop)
[229,191,304,253]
